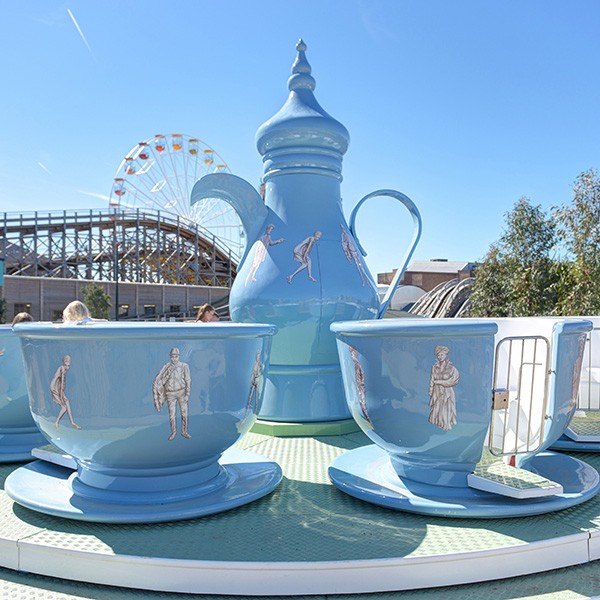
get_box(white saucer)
[5,448,282,523]
[329,445,600,518]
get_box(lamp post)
[114,242,120,321]
[0,257,5,324]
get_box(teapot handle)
[349,189,422,319]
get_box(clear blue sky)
[1,1,599,277]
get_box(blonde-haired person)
[62,301,92,324]
[195,304,219,323]
[12,312,33,325]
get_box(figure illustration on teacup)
[153,348,192,441]
[245,224,285,287]
[349,346,373,426]
[341,225,367,287]
[246,351,263,414]
[428,345,459,431]
[570,335,587,414]
[287,230,321,284]
[50,354,81,430]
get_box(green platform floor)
[2,431,600,598]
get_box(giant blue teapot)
[192,40,422,423]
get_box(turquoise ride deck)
[2,431,600,596]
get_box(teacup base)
[0,430,47,463]
[5,448,282,523]
[329,445,600,518]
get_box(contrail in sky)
[78,190,111,202]
[37,162,51,174]
[66,8,96,62]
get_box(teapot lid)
[255,39,350,181]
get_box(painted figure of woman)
[349,346,372,425]
[245,224,284,286]
[287,231,321,284]
[50,354,81,430]
[570,335,587,415]
[428,345,459,431]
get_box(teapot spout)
[191,173,268,263]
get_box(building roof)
[406,260,476,274]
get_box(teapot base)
[259,363,352,422]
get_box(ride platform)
[2,430,600,597]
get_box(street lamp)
[114,242,120,321]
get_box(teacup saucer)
[551,435,600,452]
[5,448,282,523]
[328,445,600,518]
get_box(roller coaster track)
[1,209,239,287]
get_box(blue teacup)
[331,318,498,487]
[0,326,46,461]
[6,321,281,522]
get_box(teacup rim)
[13,321,277,340]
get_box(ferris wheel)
[109,134,243,256]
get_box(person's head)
[169,348,180,364]
[434,345,449,361]
[12,312,33,325]
[266,224,275,234]
[196,304,219,323]
[314,231,322,239]
[63,301,91,323]
[63,355,71,369]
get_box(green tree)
[469,245,512,317]
[83,283,112,320]
[553,169,600,315]
[470,198,558,317]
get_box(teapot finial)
[288,38,315,92]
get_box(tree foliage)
[553,169,600,315]
[83,283,112,320]
[470,198,558,317]
[470,170,600,317]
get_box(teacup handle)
[349,189,422,319]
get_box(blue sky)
[1,1,599,277]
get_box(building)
[378,259,477,293]
[2,275,228,322]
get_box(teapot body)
[231,174,379,421]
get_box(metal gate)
[488,336,550,457]
[578,327,600,411]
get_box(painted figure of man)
[245,224,285,286]
[349,346,372,425]
[428,345,459,431]
[50,354,80,430]
[153,347,192,440]
[341,225,367,287]
[287,230,321,284]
